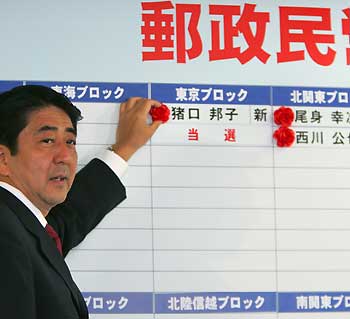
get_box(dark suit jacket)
[0,159,126,319]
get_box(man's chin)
[44,193,69,209]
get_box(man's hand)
[111,97,163,161]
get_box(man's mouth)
[49,176,68,182]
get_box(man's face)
[4,106,77,215]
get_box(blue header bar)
[82,290,350,314]
[1,81,350,109]
[156,292,275,313]
[279,292,350,312]
[273,86,350,107]
[0,81,23,93]
[151,83,271,105]
[26,81,148,102]
[83,292,153,314]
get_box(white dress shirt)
[0,150,128,228]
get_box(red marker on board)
[149,103,170,123]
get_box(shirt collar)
[0,182,47,228]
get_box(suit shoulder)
[0,202,30,246]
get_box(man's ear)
[0,145,11,177]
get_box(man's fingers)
[139,99,162,115]
[125,97,142,111]
[122,97,162,116]
[149,120,162,132]
[119,101,127,114]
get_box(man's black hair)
[0,85,82,155]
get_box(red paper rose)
[149,104,170,123]
[273,126,295,147]
[274,106,294,126]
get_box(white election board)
[1,0,350,318]
[1,79,349,319]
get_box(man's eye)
[42,138,54,144]
[67,139,76,145]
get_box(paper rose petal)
[273,126,295,147]
[149,104,170,123]
[274,106,294,126]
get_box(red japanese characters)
[141,2,350,66]
[149,104,170,123]
[273,106,295,147]
[277,6,336,66]
[273,126,295,147]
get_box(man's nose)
[53,142,73,164]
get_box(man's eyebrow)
[36,125,77,135]
[66,127,77,135]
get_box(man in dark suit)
[0,85,162,318]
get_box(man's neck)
[0,181,48,227]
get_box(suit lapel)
[0,188,88,318]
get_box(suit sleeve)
[47,158,126,256]
[0,239,36,318]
